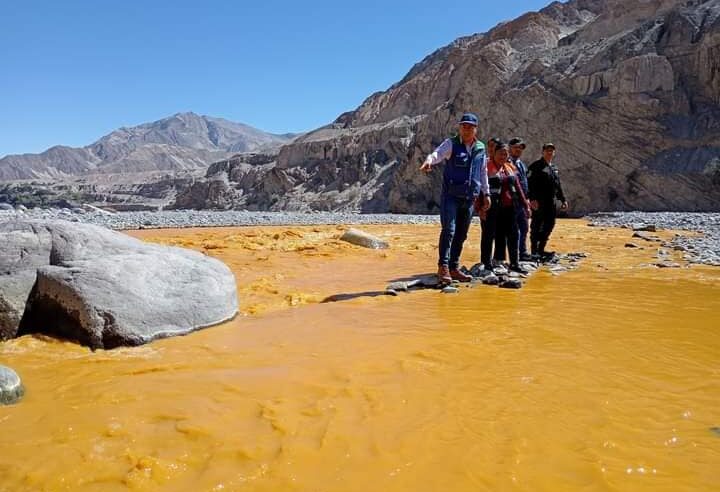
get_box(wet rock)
[633,224,657,232]
[625,243,639,248]
[0,203,14,211]
[493,266,508,276]
[339,228,389,249]
[654,262,681,268]
[385,281,409,292]
[384,289,399,296]
[419,275,440,288]
[0,365,23,405]
[469,263,491,277]
[405,279,425,289]
[632,231,661,242]
[1,220,238,349]
[710,427,720,437]
[499,278,523,289]
[482,274,499,285]
[441,286,459,294]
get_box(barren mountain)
[179,0,720,214]
[0,112,294,180]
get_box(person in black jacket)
[527,143,568,259]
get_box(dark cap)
[458,113,479,126]
[542,142,556,150]
[489,137,503,146]
[508,137,526,149]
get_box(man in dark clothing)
[527,143,568,259]
[420,113,491,283]
[508,137,531,261]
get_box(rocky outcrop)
[177,0,720,215]
[0,220,238,349]
[0,113,296,180]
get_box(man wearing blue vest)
[420,113,491,284]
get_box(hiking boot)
[509,264,529,275]
[450,269,472,282]
[437,265,452,284]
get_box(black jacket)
[527,158,566,205]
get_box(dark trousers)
[493,206,519,266]
[517,207,528,255]
[438,194,474,269]
[482,202,519,268]
[530,203,557,254]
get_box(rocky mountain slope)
[0,112,294,180]
[179,0,720,214]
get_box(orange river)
[1,219,718,491]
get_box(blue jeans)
[438,194,474,269]
[516,206,528,255]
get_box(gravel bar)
[2,208,718,266]
[587,211,720,266]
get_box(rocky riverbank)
[0,207,442,229]
[1,208,718,267]
[587,212,720,267]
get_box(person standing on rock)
[482,142,530,273]
[528,143,568,259]
[508,137,531,261]
[420,113,491,284]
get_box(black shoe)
[510,264,529,275]
[519,253,533,262]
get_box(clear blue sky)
[1,0,553,157]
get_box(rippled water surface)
[1,221,718,491]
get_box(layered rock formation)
[179,0,720,214]
[0,112,294,180]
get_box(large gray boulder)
[0,220,238,349]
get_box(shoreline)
[2,208,718,266]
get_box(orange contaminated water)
[1,220,718,492]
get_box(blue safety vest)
[442,136,485,199]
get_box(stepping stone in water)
[0,365,24,405]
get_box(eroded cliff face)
[177,0,720,214]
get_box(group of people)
[420,112,568,284]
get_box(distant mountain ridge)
[0,112,295,180]
[182,0,718,214]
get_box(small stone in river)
[419,276,440,288]
[385,281,408,292]
[469,263,491,277]
[441,286,459,294]
[625,243,639,248]
[710,427,720,437]
[633,224,657,232]
[482,274,499,285]
[499,278,522,289]
[654,262,681,268]
[339,228,389,249]
[384,289,399,296]
[632,231,660,242]
[0,365,24,405]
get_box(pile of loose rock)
[588,212,720,267]
[0,207,444,230]
[385,253,588,295]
